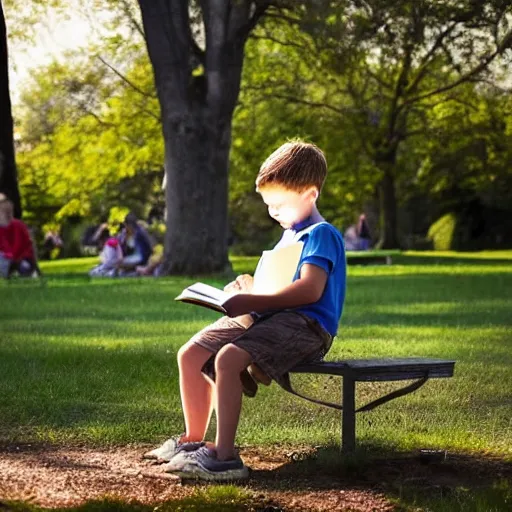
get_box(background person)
[356,213,372,250]
[117,213,153,274]
[0,194,38,278]
[89,236,123,277]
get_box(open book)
[175,282,234,314]
[175,241,304,313]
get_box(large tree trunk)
[375,144,400,249]
[377,168,400,249]
[138,0,265,274]
[0,1,21,218]
[162,112,231,273]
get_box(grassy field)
[1,251,511,510]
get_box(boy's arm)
[223,264,327,317]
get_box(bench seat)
[289,358,456,453]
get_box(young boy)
[144,141,346,481]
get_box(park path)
[0,444,394,511]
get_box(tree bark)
[162,112,232,274]
[138,0,264,274]
[0,0,21,218]
[376,150,400,249]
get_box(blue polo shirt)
[277,219,346,336]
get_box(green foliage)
[7,1,512,254]
[15,50,164,246]
[412,89,512,211]
[108,206,130,229]
[428,213,457,251]
[229,28,380,251]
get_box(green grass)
[3,486,256,511]
[396,479,512,512]
[1,251,512,510]
[1,252,511,453]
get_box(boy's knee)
[177,342,209,369]
[215,344,250,374]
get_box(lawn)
[1,251,511,510]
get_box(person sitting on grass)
[116,213,153,275]
[0,194,38,278]
[143,140,347,481]
[89,235,123,277]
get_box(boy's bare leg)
[214,344,252,460]
[177,342,216,442]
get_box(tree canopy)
[4,0,512,257]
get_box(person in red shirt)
[0,194,37,278]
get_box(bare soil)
[0,443,510,511]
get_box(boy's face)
[259,184,318,229]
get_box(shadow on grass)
[247,444,512,511]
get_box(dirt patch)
[0,443,510,511]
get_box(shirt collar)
[291,211,324,233]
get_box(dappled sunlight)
[405,250,512,260]
[349,263,512,277]
[1,254,511,455]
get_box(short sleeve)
[299,224,342,274]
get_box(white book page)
[184,282,231,303]
[252,241,304,294]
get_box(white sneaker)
[170,446,249,481]
[143,435,182,461]
[163,442,205,472]
[143,435,204,462]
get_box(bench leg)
[342,376,356,453]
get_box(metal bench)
[289,358,456,453]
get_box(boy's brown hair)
[256,140,327,192]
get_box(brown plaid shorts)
[191,311,333,382]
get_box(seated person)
[356,213,372,250]
[89,236,123,277]
[117,213,153,273]
[42,230,63,259]
[0,194,38,278]
[136,251,164,277]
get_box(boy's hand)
[223,293,257,317]
[236,274,254,292]
[223,274,253,293]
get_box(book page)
[175,294,226,314]
[186,282,231,303]
[252,241,304,294]
[175,282,233,312]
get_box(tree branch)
[245,88,354,116]
[406,22,458,94]
[119,0,145,39]
[404,28,512,106]
[249,32,305,50]
[97,55,157,99]
[364,67,394,91]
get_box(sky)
[6,5,103,105]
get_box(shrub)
[428,213,457,251]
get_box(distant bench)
[347,254,393,265]
[289,358,456,453]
